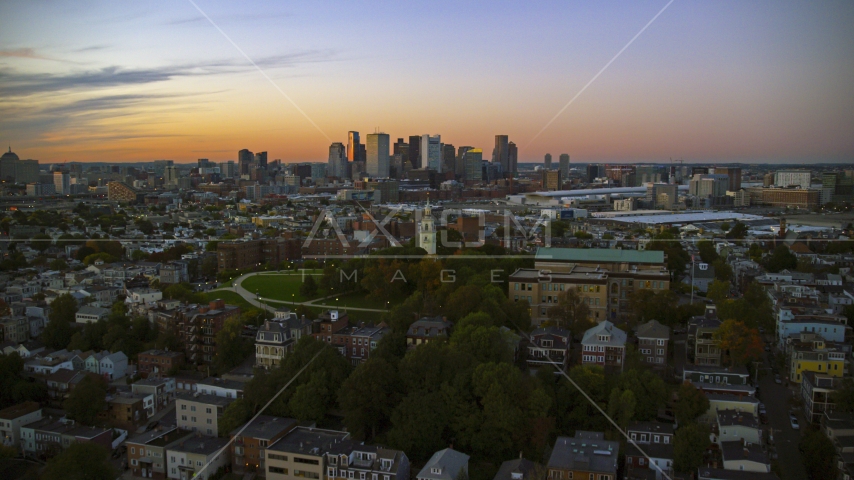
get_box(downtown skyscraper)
[421,134,441,172]
[493,135,509,172]
[347,131,361,162]
[366,133,390,177]
[328,142,347,178]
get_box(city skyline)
[1,1,853,164]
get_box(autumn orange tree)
[713,319,763,367]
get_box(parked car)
[790,414,800,430]
[775,375,782,384]
[759,403,767,415]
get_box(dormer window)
[431,467,442,474]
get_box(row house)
[178,300,241,365]
[416,448,468,480]
[138,349,185,379]
[265,427,351,480]
[687,306,723,366]
[104,392,150,428]
[546,431,618,480]
[0,401,42,448]
[786,332,849,383]
[406,316,453,349]
[75,305,110,323]
[26,349,78,375]
[312,310,350,345]
[720,441,770,473]
[703,394,760,422]
[176,393,233,437]
[1,340,45,358]
[325,442,411,480]
[636,320,670,367]
[716,409,762,446]
[580,321,627,372]
[335,324,389,365]
[195,377,244,399]
[230,415,298,475]
[132,377,177,416]
[526,327,571,370]
[625,422,674,480]
[0,315,30,343]
[166,436,230,480]
[801,372,844,424]
[127,426,196,480]
[45,369,99,404]
[20,416,112,460]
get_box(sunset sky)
[1,0,853,164]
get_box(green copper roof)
[535,247,664,264]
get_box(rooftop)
[536,247,664,265]
[267,426,350,456]
[0,401,40,420]
[231,415,297,440]
[548,431,619,474]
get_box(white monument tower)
[418,198,436,255]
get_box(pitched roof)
[417,448,470,480]
[636,320,670,339]
[581,321,627,347]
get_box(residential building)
[636,320,670,367]
[99,351,128,380]
[178,299,241,365]
[684,262,716,293]
[105,392,149,427]
[138,349,185,379]
[716,409,762,446]
[75,306,109,324]
[786,333,847,383]
[416,448,469,480]
[324,442,411,480]
[312,310,350,345]
[581,321,627,372]
[541,169,561,191]
[195,377,244,399]
[531,247,670,321]
[802,372,844,424]
[625,422,674,480]
[0,401,42,448]
[166,436,230,480]
[160,262,190,285]
[132,377,178,415]
[492,458,538,480]
[697,468,779,480]
[546,431,618,480]
[231,415,298,475]
[683,365,751,388]
[720,441,770,473]
[176,393,233,437]
[704,394,760,421]
[255,312,312,370]
[20,416,112,460]
[687,306,723,366]
[406,316,453,348]
[527,327,571,370]
[265,427,351,480]
[108,181,142,203]
[127,426,195,480]
[508,267,609,326]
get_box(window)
[191,406,196,412]
[181,404,187,410]
[206,408,212,414]
[132,459,138,466]
[181,415,187,421]
[131,447,135,454]
[294,457,320,465]
[269,467,288,474]
[207,419,212,424]
[268,454,288,461]
[191,417,197,422]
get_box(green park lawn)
[201,290,255,311]
[312,292,394,310]
[240,273,323,302]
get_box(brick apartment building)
[177,300,241,365]
[137,349,185,379]
[217,238,301,271]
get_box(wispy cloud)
[0,47,72,63]
[0,49,338,97]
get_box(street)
[758,350,807,480]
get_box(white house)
[100,352,128,380]
[75,306,110,324]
